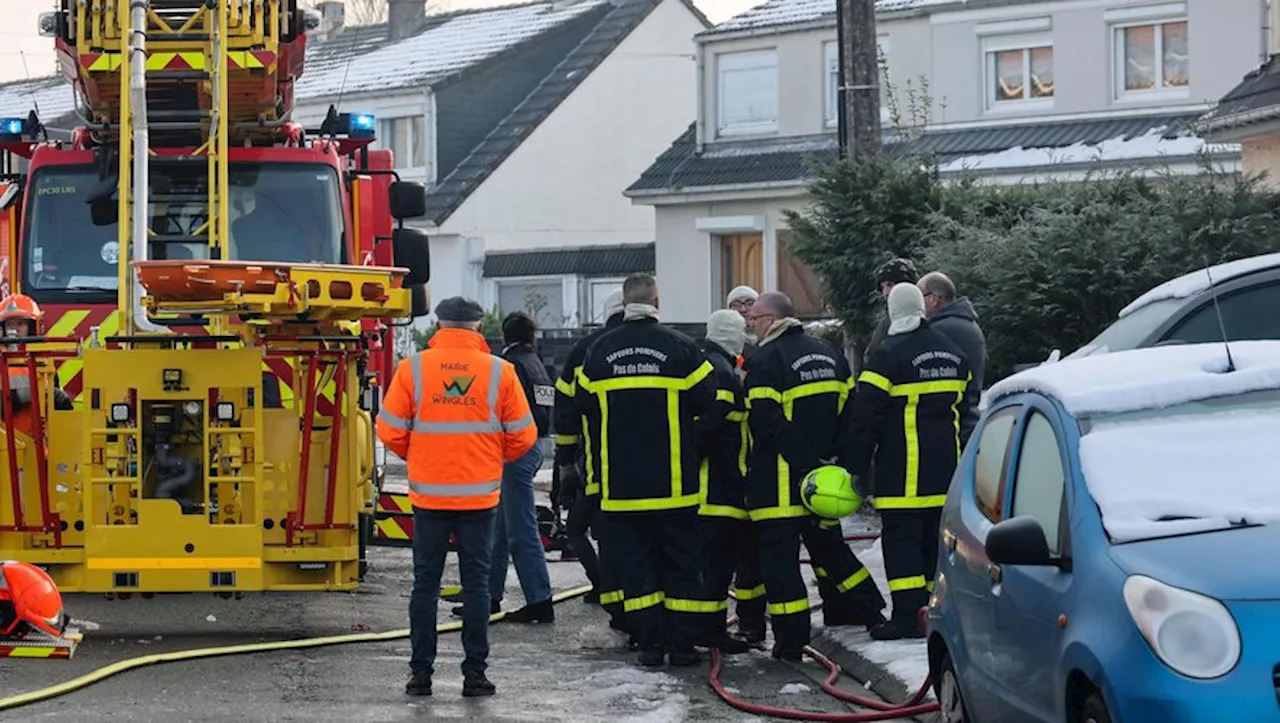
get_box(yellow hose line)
[0,584,593,712]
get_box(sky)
[1,0,762,83]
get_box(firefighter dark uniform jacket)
[743,322,853,522]
[574,309,717,512]
[844,322,971,510]
[503,342,554,438]
[553,313,624,494]
[694,340,748,520]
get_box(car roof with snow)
[1117,252,1280,319]
[983,340,1280,417]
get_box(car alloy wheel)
[937,652,969,723]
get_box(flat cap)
[434,296,485,322]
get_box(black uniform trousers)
[606,507,704,652]
[880,507,944,625]
[758,516,886,654]
[809,522,878,625]
[572,490,626,630]
[697,515,765,641]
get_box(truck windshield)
[22,162,346,304]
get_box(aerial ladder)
[0,1,432,599]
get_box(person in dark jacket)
[553,290,626,633]
[844,283,971,641]
[744,292,887,661]
[453,311,555,623]
[918,272,987,448]
[575,272,718,667]
[864,258,920,365]
[688,310,760,654]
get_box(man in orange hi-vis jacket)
[377,296,537,699]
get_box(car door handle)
[988,564,1002,583]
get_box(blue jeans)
[489,444,552,604]
[409,506,496,678]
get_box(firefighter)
[743,292,886,661]
[377,296,538,698]
[553,289,625,632]
[688,310,760,653]
[0,293,72,437]
[575,272,717,667]
[844,283,971,641]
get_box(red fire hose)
[706,531,942,721]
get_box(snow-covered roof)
[938,126,1239,176]
[296,0,609,99]
[0,75,81,129]
[983,341,1280,416]
[700,0,965,37]
[1117,251,1280,319]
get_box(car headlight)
[1122,575,1241,679]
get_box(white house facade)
[626,0,1265,324]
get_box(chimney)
[388,0,426,41]
[317,0,345,37]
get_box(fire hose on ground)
[0,532,938,721]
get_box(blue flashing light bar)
[0,118,26,140]
[338,112,376,139]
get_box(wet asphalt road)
[1,544,892,722]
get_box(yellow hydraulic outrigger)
[0,1,429,595]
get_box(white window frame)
[717,49,778,137]
[378,115,428,170]
[489,275,575,328]
[583,276,626,325]
[824,37,890,129]
[982,33,1054,112]
[1111,17,1190,102]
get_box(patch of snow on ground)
[578,623,630,650]
[779,682,812,694]
[583,666,687,721]
[983,341,1280,416]
[1119,252,1280,318]
[1079,407,1280,541]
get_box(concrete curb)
[809,629,940,723]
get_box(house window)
[496,278,566,329]
[718,234,764,303]
[776,230,825,317]
[1115,20,1189,96]
[717,50,778,136]
[378,116,428,168]
[825,37,890,128]
[984,38,1053,109]
[586,278,624,324]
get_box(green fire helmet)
[800,465,863,519]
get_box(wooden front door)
[720,233,764,302]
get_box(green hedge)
[783,153,1280,382]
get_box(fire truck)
[0,1,431,595]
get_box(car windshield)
[1079,388,1280,543]
[22,163,345,304]
[1066,297,1184,359]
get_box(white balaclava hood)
[726,285,759,307]
[706,309,746,358]
[887,282,925,336]
[602,290,624,322]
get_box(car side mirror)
[392,227,430,287]
[986,516,1055,567]
[388,181,427,220]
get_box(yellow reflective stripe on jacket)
[602,494,700,512]
[734,584,766,600]
[600,589,625,605]
[555,375,577,397]
[624,591,665,612]
[746,378,853,416]
[699,504,749,520]
[888,575,928,592]
[768,598,810,616]
[749,505,809,521]
[664,597,727,613]
[716,388,736,405]
[554,433,578,446]
[858,371,967,506]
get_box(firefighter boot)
[462,675,496,697]
[405,671,432,696]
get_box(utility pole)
[836,0,882,162]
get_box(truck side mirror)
[393,227,430,287]
[389,181,427,220]
[409,284,431,318]
[90,197,119,226]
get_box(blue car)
[925,340,1280,723]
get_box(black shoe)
[825,606,886,629]
[405,671,432,696]
[770,645,803,662]
[504,599,554,624]
[638,647,665,667]
[668,648,702,666]
[462,676,496,697]
[453,600,501,618]
[736,624,766,644]
[869,618,926,641]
